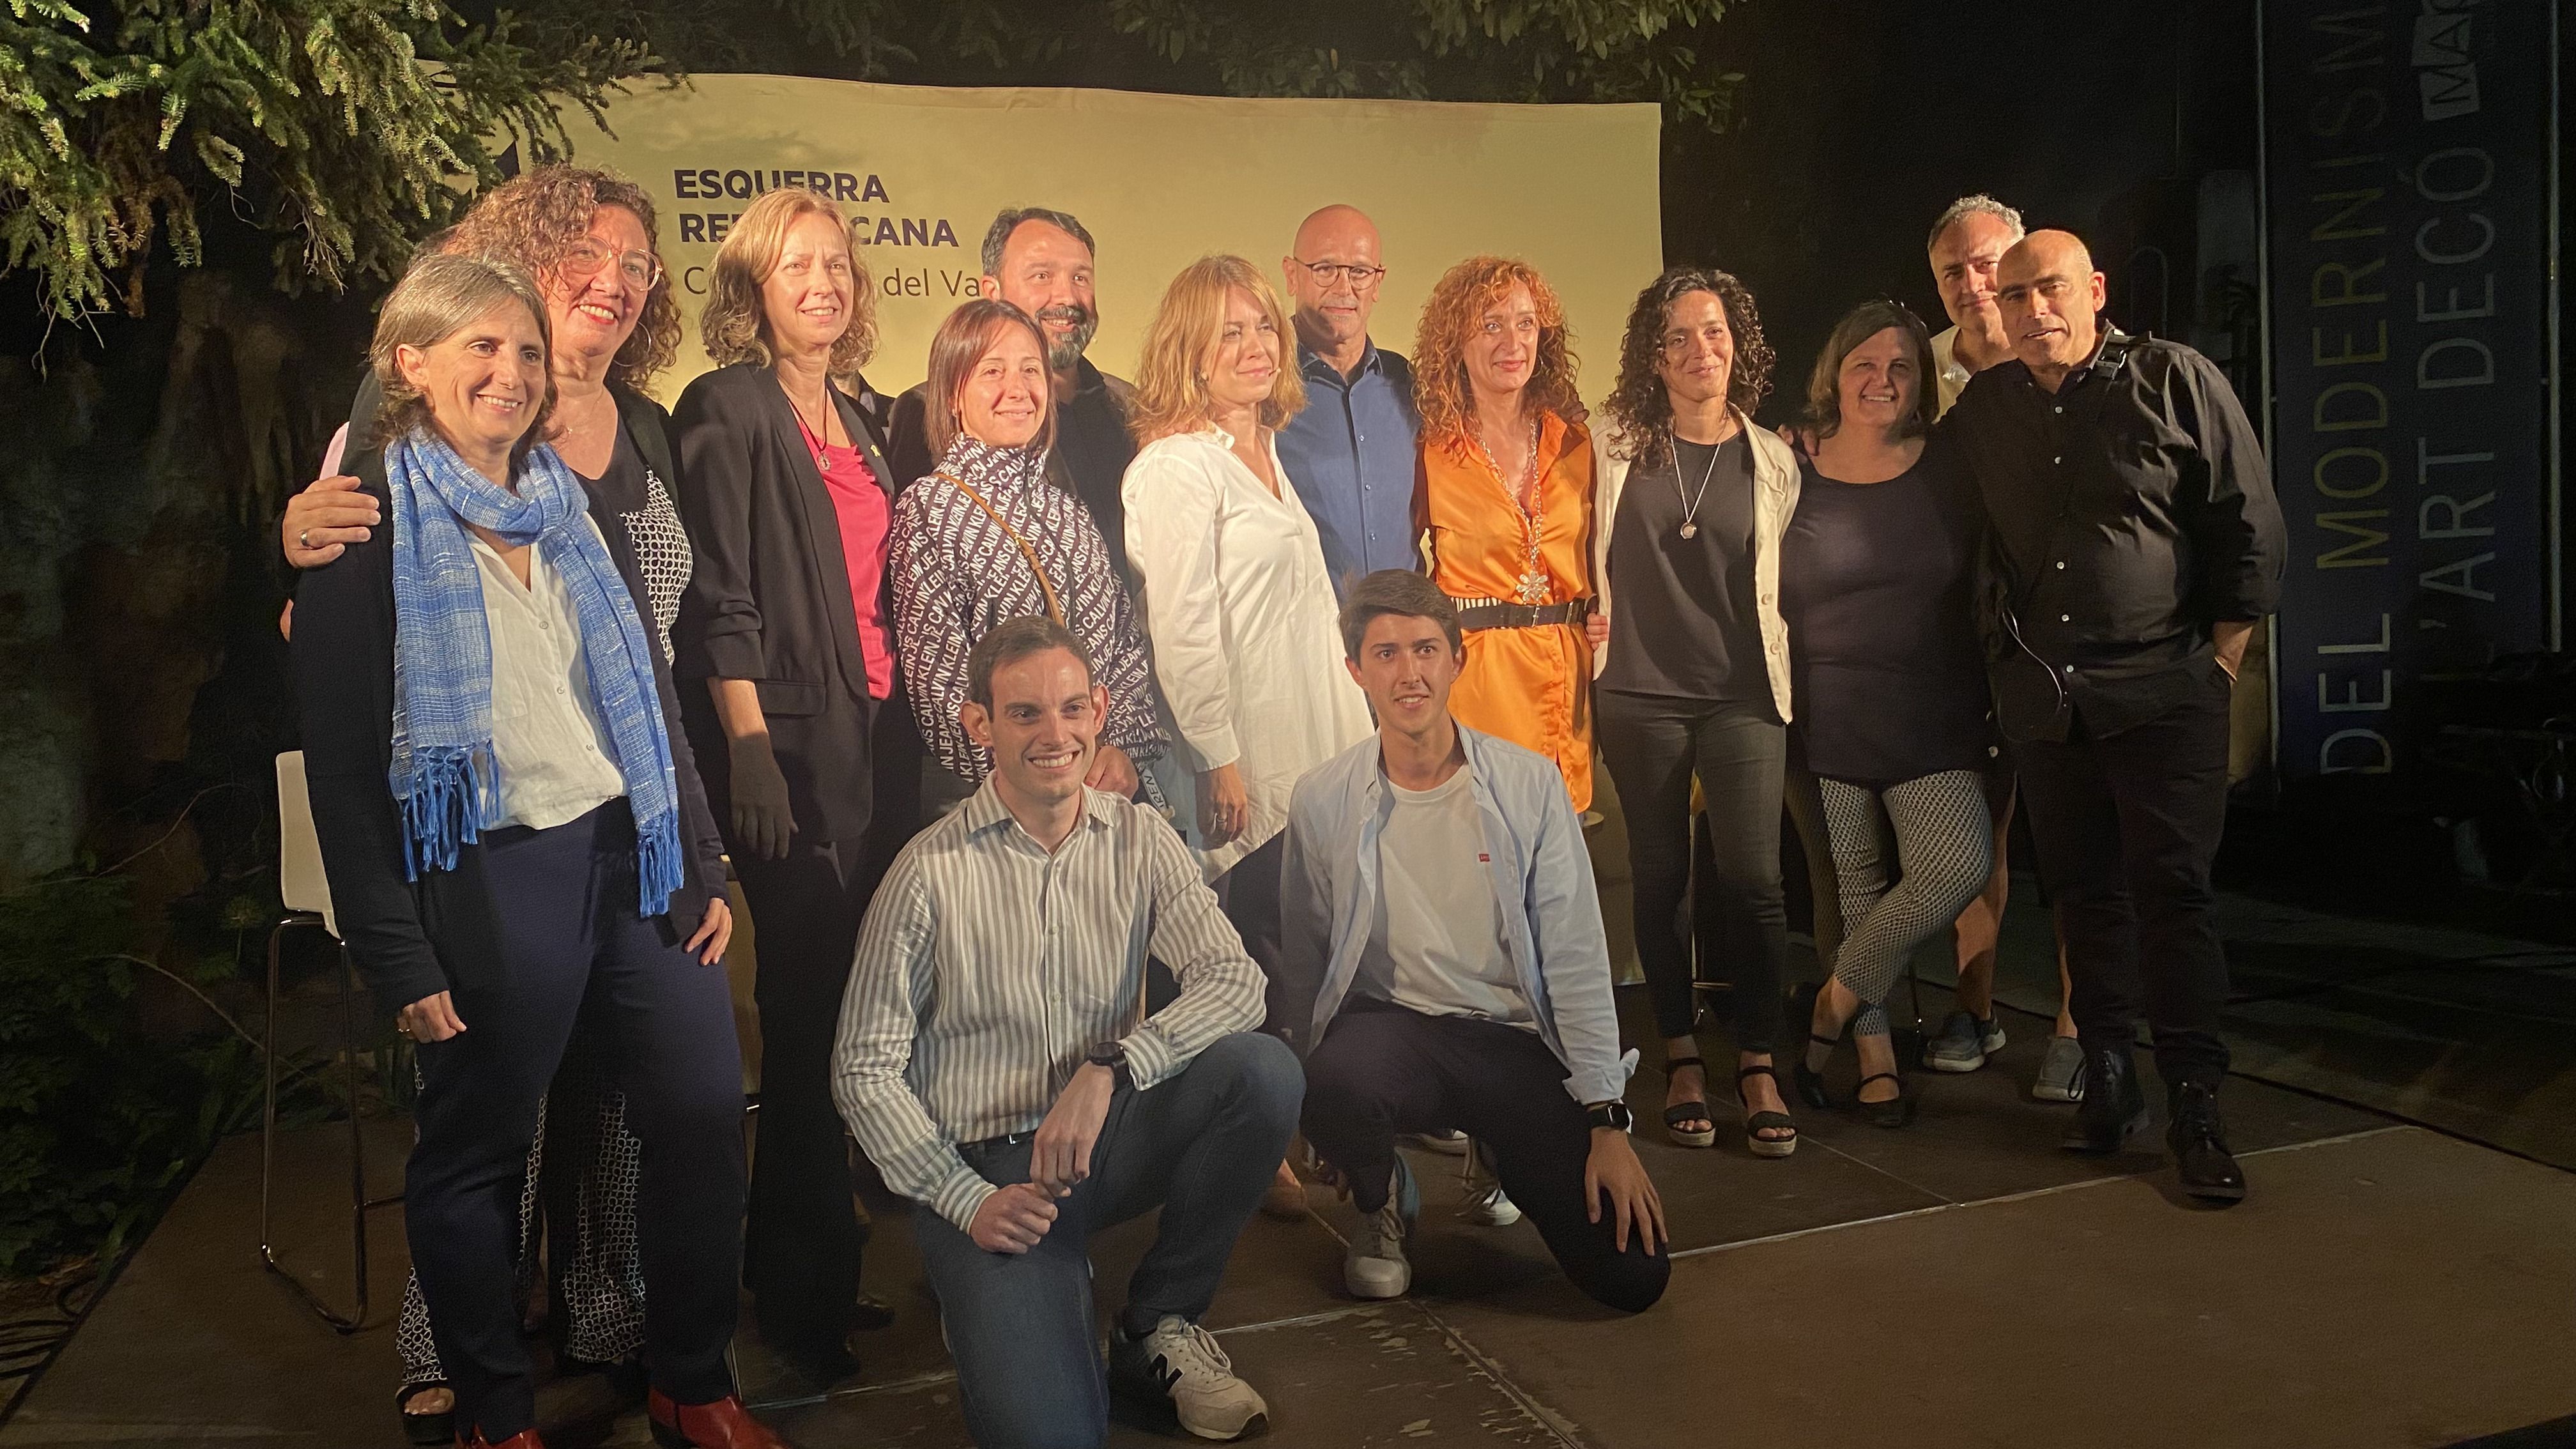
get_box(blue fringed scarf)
[385,427,684,917]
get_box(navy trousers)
[406,802,745,1441]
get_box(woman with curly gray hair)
[1590,266,1802,1160]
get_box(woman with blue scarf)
[291,253,788,1449]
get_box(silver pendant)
[1679,522,1698,540]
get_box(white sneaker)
[1109,1314,1269,1441]
[1459,1140,1521,1227]
[1344,1158,1416,1299]
[1405,1128,1471,1155]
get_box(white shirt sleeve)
[1123,441,1241,772]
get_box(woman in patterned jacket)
[888,297,1167,815]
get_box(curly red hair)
[449,164,679,394]
[1411,257,1581,448]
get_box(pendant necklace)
[1473,416,1548,604]
[1673,435,1722,540]
[786,391,838,473]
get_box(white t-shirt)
[1930,325,1974,419]
[1354,765,1533,1029]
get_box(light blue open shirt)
[1278,723,1635,1106]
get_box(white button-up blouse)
[1123,426,1374,878]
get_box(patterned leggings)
[1817,770,1994,1037]
[396,1030,647,1388]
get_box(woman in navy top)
[1780,300,1996,1128]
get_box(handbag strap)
[939,470,1064,625]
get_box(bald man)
[1944,229,2283,1204]
[1275,205,1422,597]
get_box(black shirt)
[1781,443,1990,786]
[1944,328,2285,739]
[1600,432,1770,706]
[888,357,1139,581]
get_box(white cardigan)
[1590,407,1801,721]
[1124,427,1375,878]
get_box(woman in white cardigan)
[1123,254,1374,1039]
[1591,266,1804,1160]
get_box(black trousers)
[1220,832,1290,1035]
[2008,665,2234,1086]
[1301,1000,1669,1314]
[408,803,742,1441]
[1597,689,1788,1051]
[735,836,873,1347]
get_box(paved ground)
[8,963,2573,1448]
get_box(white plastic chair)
[261,751,394,1332]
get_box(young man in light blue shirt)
[1280,571,1668,1309]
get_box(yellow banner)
[563,75,1663,401]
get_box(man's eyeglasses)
[563,238,663,291]
[1296,259,1386,288]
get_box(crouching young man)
[832,617,1304,1446]
[1282,572,1670,1312]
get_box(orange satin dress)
[1417,410,1597,810]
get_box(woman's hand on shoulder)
[283,474,379,567]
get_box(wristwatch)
[1085,1041,1130,1085]
[1585,1101,1634,1133]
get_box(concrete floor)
[8,969,2575,1449]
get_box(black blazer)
[291,399,730,1013]
[671,362,896,857]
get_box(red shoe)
[648,1389,793,1449]
[457,1430,546,1449]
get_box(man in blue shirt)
[1275,206,1422,599]
[1281,571,1668,1311]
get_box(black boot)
[2059,1045,2147,1153]
[2167,1081,2247,1204]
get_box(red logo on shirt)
[1478,854,1491,863]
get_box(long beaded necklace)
[1472,415,1548,604]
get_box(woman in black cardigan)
[293,254,784,1449]
[281,165,724,1444]
[670,187,901,1379]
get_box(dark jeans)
[735,836,873,1347]
[1301,1000,1669,1314]
[1597,689,1789,1050]
[2009,664,2234,1087]
[408,802,743,1441]
[913,1033,1303,1449]
[1220,832,1290,1035]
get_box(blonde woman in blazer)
[1589,266,1804,1160]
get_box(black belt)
[1453,598,1593,632]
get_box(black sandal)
[397,1381,454,1447]
[1662,1054,1717,1148]
[1854,1071,1917,1130]
[1736,1064,1798,1158]
[1790,981,1839,1110]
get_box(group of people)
[279,165,2283,1449]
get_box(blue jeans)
[914,1032,1302,1449]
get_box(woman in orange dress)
[1412,257,1602,811]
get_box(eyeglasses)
[562,238,663,291]
[1296,259,1386,288]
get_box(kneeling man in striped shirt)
[832,616,1301,1446]
[1282,572,1669,1311]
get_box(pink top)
[800,423,895,700]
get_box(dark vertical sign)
[2263,0,2556,778]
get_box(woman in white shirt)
[1123,254,1374,1039]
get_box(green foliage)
[0,0,671,319]
[0,872,286,1276]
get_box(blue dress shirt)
[1275,342,1422,597]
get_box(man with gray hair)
[1924,194,2025,416]
[1910,193,2094,1110]
[889,206,1140,578]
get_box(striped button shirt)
[831,779,1266,1230]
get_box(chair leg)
[258,918,372,1334]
